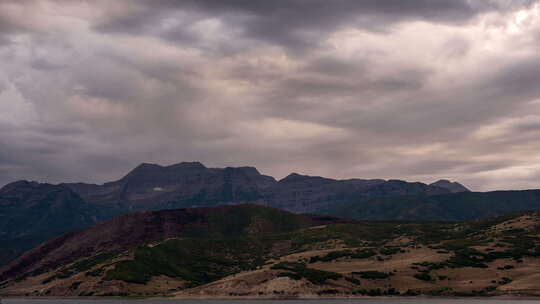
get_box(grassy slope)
[0,204,336,286]
[179,212,540,298]
[2,209,540,297]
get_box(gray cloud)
[1,0,540,191]
[91,0,537,52]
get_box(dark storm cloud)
[1,0,540,190]
[93,0,522,51]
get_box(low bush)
[413,273,432,281]
[379,247,401,255]
[356,271,391,279]
[272,261,342,284]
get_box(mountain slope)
[0,204,347,283]
[2,205,540,298]
[179,212,540,298]
[323,189,540,221]
[0,181,108,266]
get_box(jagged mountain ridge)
[63,161,460,213]
[64,162,276,211]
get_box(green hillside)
[2,205,540,298]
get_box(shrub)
[309,250,350,263]
[42,269,75,284]
[85,267,105,277]
[413,273,432,281]
[71,251,119,272]
[272,261,342,284]
[309,248,376,263]
[485,285,497,292]
[298,268,342,284]
[357,271,391,279]
[271,261,304,272]
[70,281,82,290]
[379,247,401,255]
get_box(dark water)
[1,299,539,304]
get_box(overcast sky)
[2,0,540,191]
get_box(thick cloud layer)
[1,0,540,190]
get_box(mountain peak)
[278,173,336,185]
[122,162,207,181]
[227,165,258,173]
[167,161,206,170]
[135,162,162,170]
[120,163,163,179]
[430,179,470,193]
[280,172,305,182]
[0,180,40,194]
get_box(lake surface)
[1,299,539,304]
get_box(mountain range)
[0,161,467,265]
[6,160,540,269]
[61,161,462,212]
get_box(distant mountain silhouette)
[63,162,275,211]
[0,161,486,267]
[63,161,454,213]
